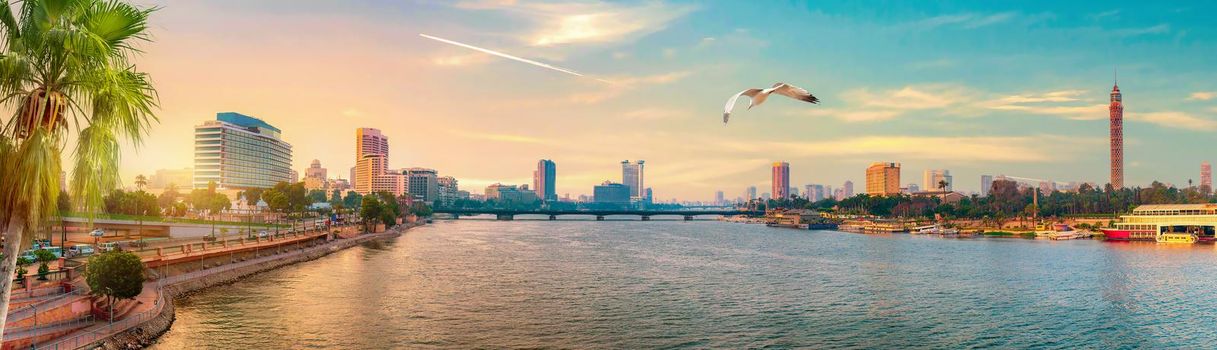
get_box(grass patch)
[982,231,1016,236]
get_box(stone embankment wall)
[89,228,406,350]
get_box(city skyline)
[106,1,1217,201]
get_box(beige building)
[866,162,901,196]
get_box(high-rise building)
[805,184,820,201]
[593,181,632,204]
[405,167,439,203]
[621,160,645,201]
[437,176,459,207]
[1203,162,1213,194]
[843,181,854,198]
[746,186,757,201]
[353,128,405,196]
[193,112,292,190]
[303,159,328,190]
[354,154,404,195]
[865,162,901,195]
[714,190,725,205]
[357,128,390,169]
[772,161,790,200]
[923,169,953,192]
[1109,79,1124,189]
[290,169,299,184]
[981,175,994,197]
[149,168,193,189]
[533,159,557,202]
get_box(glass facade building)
[194,112,293,190]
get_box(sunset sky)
[116,0,1217,201]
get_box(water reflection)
[153,221,1217,349]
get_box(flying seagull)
[722,83,819,124]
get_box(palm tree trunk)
[0,216,28,337]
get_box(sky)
[115,0,1217,201]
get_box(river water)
[150,219,1217,349]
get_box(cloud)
[1114,24,1170,36]
[727,135,1098,163]
[341,108,364,117]
[1188,91,1217,101]
[801,109,902,122]
[1129,112,1217,131]
[621,108,689,120]
[453,130,552,144]
[982,90,1106,120]
[1088,9,1120,21]
[431,53,495,66]
[909,12,1018,30]
[989,90,1086,104]
[456,1,696,47]
[843,84,974,110]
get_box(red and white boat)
[1103,204,1217,243]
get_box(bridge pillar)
[452,214,460,219]
[596,215,605,221]
[549,215,557,221]
[641,216,651,221]
[496,214,514,221]
[684,215,694,221]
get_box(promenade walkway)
[26,224,404,349]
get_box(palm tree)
[937,180,949,192]
[134,174,147,191]
[0,0,158,334]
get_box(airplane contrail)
[419,33,616,85]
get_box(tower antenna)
[1113,66,1118,86]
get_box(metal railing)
[33,287,165,350]
[8,287,88,320]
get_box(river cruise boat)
[1102,204,1217,243]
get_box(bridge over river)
[433,209,765,221]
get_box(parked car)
[99,242,118,252]
[69,244,96,257]
[258,230,269,238]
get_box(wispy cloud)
[1188,91,1217,101]
[844,84,974,110]
[431,52,495,66]
[801,109,902,122]
[728,135,1098,163]
[1114,24,1170,36]
[909,12,1019,30]
[982,90,1106,120]
[622,108,690,120]
[453,130,553,144]
[1129,112,1217,131]
[455,1,696,47]
[1088,9,1120,21]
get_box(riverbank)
[84,224,413,350]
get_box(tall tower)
[1202,161,1212,194]
[1109,75,1124,189]
[621,160,645,201]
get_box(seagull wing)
[770,83,820,104]
[723,88,763,124]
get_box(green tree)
[0,0,160,331]
[14,256,31,280]
[411,202,433,217]
[84,251,146,321]
[134,174,147,191]
[360,195,383,233]
[33,249,55,280]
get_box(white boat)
[1048,231,1079,240]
